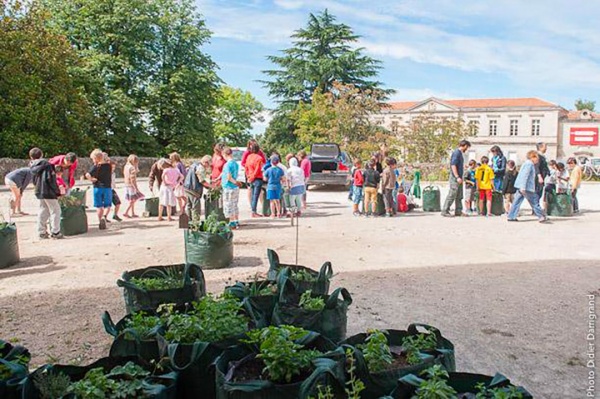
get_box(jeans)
[348,182,354,199]
[442,175,463,215]
[38,199,61,235]
[508,190,546,220]
[572,189,579,212]
[493,176,503,191]
[251,179,263,213]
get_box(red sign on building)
[570,127,599,146]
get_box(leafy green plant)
[413,365,457,399]
[58,195,83,208]
[247,280,277,297]
[188,213,231,235]
[403,333,437,366]
[309,347,365,399]
[67,362,150,399]
[161,295,248,344]
[243,325,321,383]
[123,312,163,340]
[290,269,318,283]
[34,370,71,399]
[475,383,524,399]
[0,341,30,380]
[129,267,185,291]
[205,188,222,202]
[299,290,325,311]
[357,329,393,373]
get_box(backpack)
[184,162,202,192]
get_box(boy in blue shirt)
[263,155,285,218]
[221,147,242,228]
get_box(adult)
[245,143,265,217]
[149,158,169,193]
[535,142,550,205]
[372,152,384,174]
[4,167,32,216]
[567,157,582,214]
[297,150,311,209]
[441,140,471,217]
[211,143,227,184]
[490,145,506,191]
[170,152,187,215]
[507,150,548,223]
[49,152,78,195]
[242,139,267,206]
[30,148,62,239]
[183,155,212,219]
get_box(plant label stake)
[179,212,189,229]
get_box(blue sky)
[196,0,600,123]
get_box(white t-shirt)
[286,166,305,188]
[556,169,569,191]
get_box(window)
[468,120,480,135]
[489,120,497,136]
[531,119,540,136]
[510,119,519,136]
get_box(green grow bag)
[478,191,505,216]
[422,186,441,212]
[117,264,206,314]
[340,324,455,399]
[271,286,353,343]
[214,333,341,399]
[205,198,227,221]
[102,311,165,362]
[60,205,88,236]
[0,340,30,399]
[266,249,333,296]
[376,193,386,215]
[262,196,271,216]
[69,188,87,207]
[184,229,234,269]
[392,371,532,398]
[547,191,573,217]
[0,224,20,269]
[21,356,177,399]
[145,197,177,217]
[224,280,278,328]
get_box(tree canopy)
[214,86,264,147]
[575,98,596,112]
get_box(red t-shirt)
[300,158,311,178]
[211,154,226,181]
[353,169,364,187]
[245,153,265,182]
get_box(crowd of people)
[2,139,586,239]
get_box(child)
[463,160,477,215]
[543,160,557,210]
[286,157,305,216]
[123,154,145,218]
[85,149,112,230]
[29,147,63,239]
[363,161,380,217]
[264,155,285,218]
[381,157,397,217]
[555,162,569,193]
[351,160,364,216]
[158,160,182,222]
[475,156,495,216]
[108,157,122,221]
[501,160,518,214]
[221,147,242,228]
[170,152,187,215]
[4,167,32,216]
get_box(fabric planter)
[102,311,164,362]
[145,197,177,217]
[224,281,278,328]
[547,191,573,217]
[60,205,88,236]
[0,340,30,399]
[117,264,206,314]
[0,224,20,269]
[266,249,333,296]
[422,186,441,212]
[478,191,505,216]
[184,229,234,269]
[68,188,87,206]
[376,193,386,215]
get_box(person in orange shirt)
[244,143,265,217]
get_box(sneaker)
[51,232,64,239]
[353,211,360,217]
[507,218,518,222]
[39,233,50,240]
[539,217,549,223]
[113,215,122,222]
[99,218,107,230]
[440,212,453,217]
[365,212,371,218]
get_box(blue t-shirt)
[221,160,239,189]
[449,149,465,177]
[264,166,285,191]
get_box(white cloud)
[389,88,461,102]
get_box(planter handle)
[318,261,334,281]
[407,323,443,343]
[276,267,298,303]
[298,357,345,398]
[157,335,211,371]
[102,311,119,337]
[325,288,352,309]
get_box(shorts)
[267,189,281,200]
[223,188,239,218]
[159,185,177,207]
[112,189,121,206]
[479,189,493,201]
[4,177,17,189]
[290,185,305,196]
[352,186,363,204]
[93,187,113,208]
[364,187,378,205]
[464,187,475,202]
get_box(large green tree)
[213,86,264,146]
[0,1,94,158]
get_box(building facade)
[375,97,598,164]
[558,109,600,160]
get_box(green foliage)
[34,370,72,399]
[413,366,457,399]
[58,195,84,209]
[247,280,278,297]
[243,325,321,383]
[205,188,222,202]
[575,98,596,111]
[123,312,163,340]
[0,340,30,380]
[260,109,299,155]
[129,267,185,291]
[357,329,393,373]
[309,347,365,399]
[0,1,94,158]
[475,383,524,399]
[290,269,318,283]
[397,112,473,164]
[299,290,325,311]
[161,295,248,344]
[67,362,150,399]
[214,86,265,146]
[403,333,438,366]
[188,212,231,235]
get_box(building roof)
[566,110,600,121]
[388,97,559,111]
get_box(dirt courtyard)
[1,180,599,398]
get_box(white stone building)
[374,97,595,164]
[558,109,600,160]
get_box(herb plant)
[243,325,322,383]
[475,383,524,399]
[188,213,231,235]
[290,269,318,283]
[299,290,326,311]
[413,365,457,399]
[129,266,184,291]
[123,312,163,340]
[67,362,150,399]
[403,333,437,365]
[205,188,222,202]
[34,370,71,399]
[0,341,30,380]
[309,348,365,399]
[58,195,84,208]
[357,329,393,373]
[247,280,277,297]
